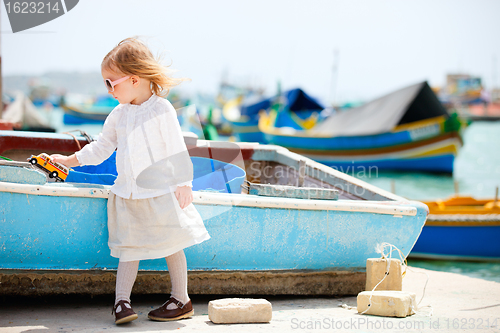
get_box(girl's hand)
[175,185,193,209]
[50,154,80,168]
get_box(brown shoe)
[113,300,138,324]
[148,297,194,321]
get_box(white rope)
[407,266,433,316]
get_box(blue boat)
[61,95,119,125]
[410,196,500,261]
[223,88,324,142]
[259,82,463,173]
[0,133,428,295]
[411,221,500,261]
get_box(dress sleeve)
[75,107,119,166]
[159,101,193,192]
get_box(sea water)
[49,107,500,282]
[356,121,500,201]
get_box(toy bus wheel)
[50,171,58,178]
[30,158,37,165]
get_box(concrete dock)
[1,266,499,332]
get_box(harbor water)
[48,106,500,282]
[357,121,500,201]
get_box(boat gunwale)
[0,180,419,216]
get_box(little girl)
[52,37,210,325]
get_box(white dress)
[75,94,210,261]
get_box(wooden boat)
[61,104,115,124]
[410,195,500,261]
[1,92,55,132]
[259,82,463,173]
[0,130,428,296]
[0,130,94,161]
[223,88,324,143]
[61,95,118,125]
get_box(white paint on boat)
[0,181,417,216]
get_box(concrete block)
[365,258,402,291]
[208,298,272,324]
[357,291,416,318]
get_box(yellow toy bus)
[28,153,69,181]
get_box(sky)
[2,0,500,104]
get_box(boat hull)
[62,105,113,125]
[1,187,427,271]
[261,125,462,173]
[410,217,500,261]
[307,154,456,174]
[410,195,500,261]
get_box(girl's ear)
[131,75,140,87]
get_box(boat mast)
[330,48,339,107]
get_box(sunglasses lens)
[105,80,113,91]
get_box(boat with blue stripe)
[223,88,324,143]
[410,196,500,261]
[259,82,463,173]
[0,131,428,295]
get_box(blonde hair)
[102,37,187,97]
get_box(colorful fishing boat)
[259,82,463,173]
[1,92,55,132]
[61,95,119,125]
[0,130,428,296]
[61,104,115,125]
[410,195,500,261]
[223,88,324,143]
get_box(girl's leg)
[165,250,189,309]
[147,251,193,320]
[115,260,140,305]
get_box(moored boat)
[1,92,55,132]
[61,104,115,125]
[223,88,324,143]
[0,130,94,162]
[410,195,500,261]
[0,131,428,296]
[259,82,463,173]
[61,94,119,125]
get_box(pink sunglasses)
[104,76,130,92]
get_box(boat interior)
[0,131,398,202]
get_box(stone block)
[208,298,272,324]
[357,291,416,317]
[365,258,402,291]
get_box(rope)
[62,130,94,151]
[360,242,432,317]
[62,131,81,150]
[406,266,433,316]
